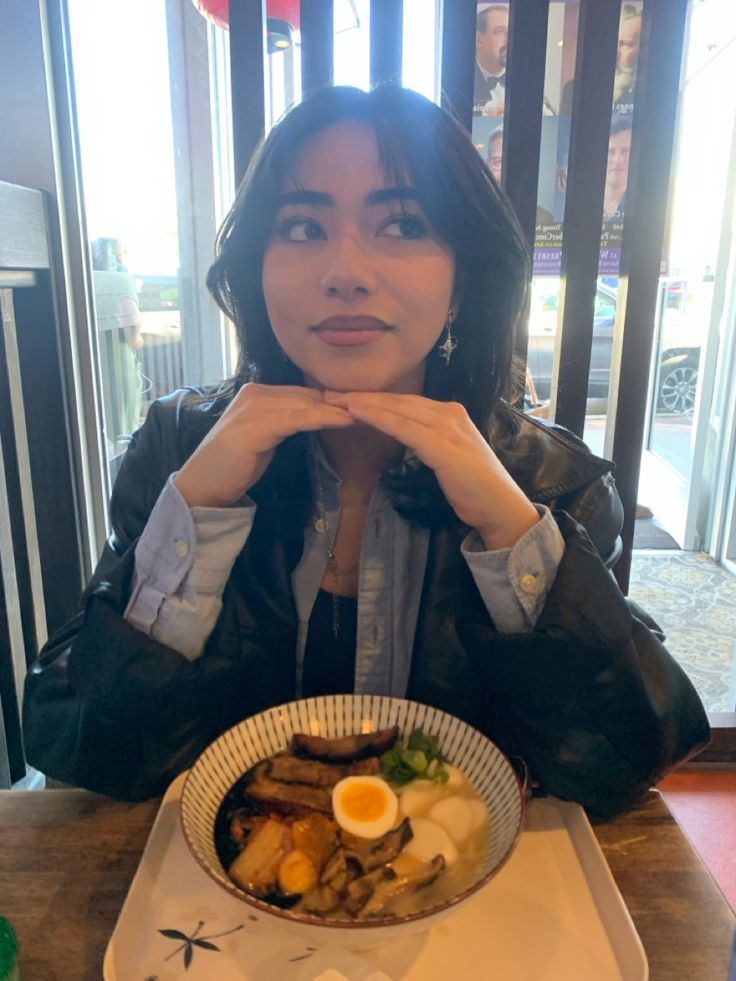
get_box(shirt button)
[175,538,190,558]
[519,572,539,593]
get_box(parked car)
[525,278,701,414]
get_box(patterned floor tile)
[630,550,736,712]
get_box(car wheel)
[658,361,698,414]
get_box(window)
[67,0,233,491]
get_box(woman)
[23,85,708,812]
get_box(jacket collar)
[489,402,615,504]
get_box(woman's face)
[262,121,456,394]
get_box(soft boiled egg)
[332,775,399,840]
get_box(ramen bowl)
[180,694,525,949]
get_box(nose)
[320,235,377,301]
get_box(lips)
[311,316,393,347]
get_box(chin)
[306,363,423,395]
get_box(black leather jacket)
[23,390,710,813]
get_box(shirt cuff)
[461,505,565,633]
[124,475,255,635]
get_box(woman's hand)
[324,391,539,550]
[175,384,353,508]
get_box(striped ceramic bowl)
[180,695,525,949]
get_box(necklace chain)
[314,471,357,638]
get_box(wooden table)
[0,789,733,980]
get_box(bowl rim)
[179,695,526,931]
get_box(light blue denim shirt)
[125,450,565,697]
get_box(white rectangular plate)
[104,774,647,981]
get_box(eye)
[274,217,326,242]
[380,214,430,240]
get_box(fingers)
[228,383,353,434]
[324,395,452,468]
[324,390,467,428]
[323,391,472,450]
[249,384,325,401]
[338,401,428,445]
[177,385,353,508]
[324,389,436,420]
[273,403,354,438]
[210,390,352,465]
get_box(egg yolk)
[341,782,389,822]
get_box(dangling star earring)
[438,309,458,365]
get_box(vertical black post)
[229,0,267,185]
[370,0,403,86]
[503,0,550,368]
[554,0,620,436]
[610,0,689,592]
[301,0,334,97]
[439,0,477,132]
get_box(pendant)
[438,332,457,364]
[314,515,328,534]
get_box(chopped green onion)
[381,727,449,786]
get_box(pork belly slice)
[290,725,400,763]
[228,817,292,893]
[245,775,333,815]
[267,753,380,787]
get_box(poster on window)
[473,3,509,117]
[471,1,641,277]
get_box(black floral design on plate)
[159,920,244,970]
[289,946,318,963]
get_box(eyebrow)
[276,187,420,208]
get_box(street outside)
[584,412,693,479]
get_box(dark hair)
[477,5,508,34]
[91,237,125,272]
[206,84,529,530]
[610,116,633,138]
[487,127,504,159]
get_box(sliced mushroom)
[317,845,359,892]
[320,845,349,891]
[291,726,400,763]
[357,855,446,918]
[301,883,342,915]
[343,817,413,872]
[343,867,396,917]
